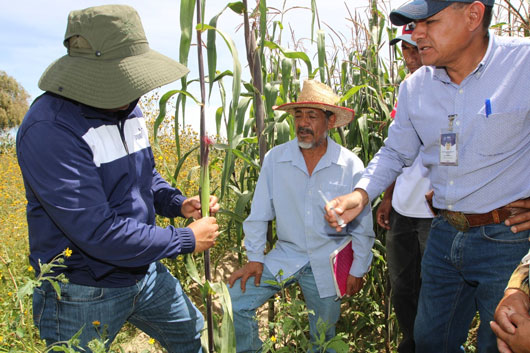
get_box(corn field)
[148,0,530,352]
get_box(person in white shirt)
[376,22,433,353]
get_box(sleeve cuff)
[247,252,265,263]
[178,227,196,254]
[354,179,379,202]
[172,194,187,218]
[349,253,373,277]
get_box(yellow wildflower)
[0,336,3,342]
[28,265,34,272]
[148,338,155,345]
[7,292,13,297]
[271,335,277,343]
[64,247,73,258]
[92,320,100,327]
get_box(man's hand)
[187,217,219,253]
[346,275,364,296]
[505,198,530,233]
[181,195,220,219]
[493,289,530,334]
[376,196,392,230]
[377,183,395,230]
[491,313,530,353]
[325,189,369,232]
[491,288,530,353]
[228,261,264,293]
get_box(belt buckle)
[443,211,470,232]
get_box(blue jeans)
[414,217,529,353]
[229,263,341,353]
[32,262,203,353]
[386,208,432,353]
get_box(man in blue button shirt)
[326,1,530,352]
[228,80,375,352]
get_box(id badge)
[440,130,458,166]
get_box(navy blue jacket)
[16,93,195,287]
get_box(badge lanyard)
[440,114,458,166]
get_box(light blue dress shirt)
[357,34,530,213]
[243,137,375,298]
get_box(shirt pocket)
[473,108,529,156]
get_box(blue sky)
[1,0,405,134]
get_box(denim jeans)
[386,208,432,353]
[414,217,529,353]
[229,263,341,353]
[32,262,204,353]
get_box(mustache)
[297,127,314,135]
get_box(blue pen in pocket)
[485,98,492,118]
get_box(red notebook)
[329,239,354,298]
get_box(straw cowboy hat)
[274,80,355,128]
[39,5,189,109]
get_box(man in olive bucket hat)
[228,80,375,352]
[16,5,220,352]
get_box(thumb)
[189,198,201,208]
[510,312,527,326]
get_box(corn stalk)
[195,1,215,351]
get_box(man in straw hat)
[16,5,219,352]
[228,80,375,352]
[325,0,530,352]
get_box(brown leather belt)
[439,207,524,232]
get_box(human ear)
[328,114,337,129]
[467,1,485,31]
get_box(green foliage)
[259,272,350,353]
[0,71,29,131]
[17,251,69,301]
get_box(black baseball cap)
[390,0,495,26]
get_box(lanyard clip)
[448,114,457,131]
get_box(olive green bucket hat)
[39,4,189,109]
